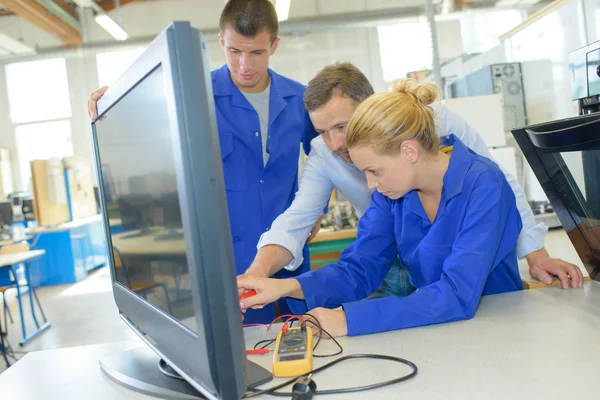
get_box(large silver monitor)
[92,21,271,400]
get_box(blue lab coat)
[287,136,523,335]
[212,65,318,323]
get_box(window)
[378,20,433,83]
[5,58,71,124]
[15,120,73,191]
[596,9,600,40]
[5,57,74,191]
[96,48,145,87]
[461,10,524,54]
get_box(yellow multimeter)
[272,326,313,378]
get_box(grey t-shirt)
[241,83,271,166]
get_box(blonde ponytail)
[347,78,441,154]
[391,79,439,106]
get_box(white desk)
[0,236,32,247]
[0,250,50,347]
[1,282,599,399]
[0,250,46,268]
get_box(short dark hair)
[220,0,279,42]
[304,62,375,112]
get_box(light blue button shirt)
[257,104,547,269]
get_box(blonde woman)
[238,79,523,337]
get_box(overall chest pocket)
[219,131,248,191]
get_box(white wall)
[583,0,600,42]
[0,64,17,191]
[436,19,464,63]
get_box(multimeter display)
[278,331,307,361]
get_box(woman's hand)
[303,308,348,338]
[237,276,302,311]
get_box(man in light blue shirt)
[241,62,583,292]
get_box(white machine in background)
[449,63,527,131]
[443,94,506,147]
[443,94,561,228]
[443,94,519,183]
[443,60,555,201]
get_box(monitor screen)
[0,200,12,227]
[94,65,194,331]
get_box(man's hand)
[303,308,348,338]
[307,214,323,243]
[88,86,109,122]
[525,248,584,289]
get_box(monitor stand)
[99,346,272,400]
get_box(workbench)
[1,282,598,399]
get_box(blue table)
[25,215,108,286]
[0,250,51,349]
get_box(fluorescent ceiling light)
[0,33,35,55]
[276,0,291,22]
[496,0,519,7]
[95,14,129,41]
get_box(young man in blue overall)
[89,0,319,324]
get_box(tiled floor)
[0,228,590,374]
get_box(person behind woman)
[237,79,523,337]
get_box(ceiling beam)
[1,0,82,45]
[52,0,79,18]
[99,0,138,13]
[0,8,15,16]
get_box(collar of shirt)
[212,64,297,100]
[212,64,299,129]
[403,134,473,223]
[440,134,473,200]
